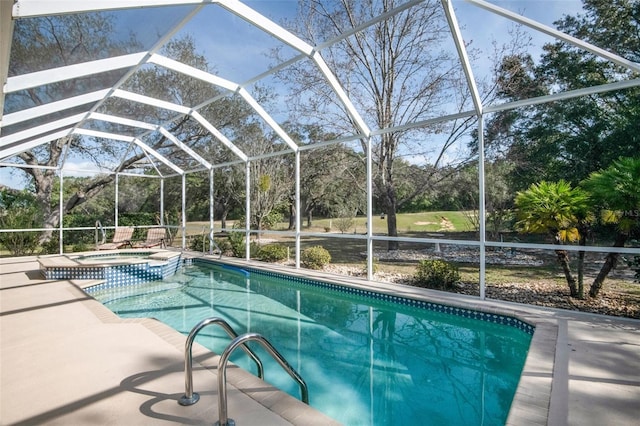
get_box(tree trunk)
[589,232,627,298]
[576,227,588,299]
[387,209,399,251]
[221,210,228,230]
[255,215,262,231]
[555,249,578,297]
[306,209,313,228]
[577,249,585,299]
[382,176,399,251]
[288,202,295,230]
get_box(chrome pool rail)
[216,333,309,426]
[95,220,105,246]
[200,226,223,258]
[178,317,264,406]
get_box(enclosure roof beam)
[312,53,371,137]
[87,112,158,131]
[237,87,299,152]
[148,54,239,92]
[0,128,72,160]
[3,53,147,93]
[0,113,86,147]
[190,111,248,162]
[465,0,640,73]
[485,78,640,114]
[73,128,135,143]
[217,0,314,56]
[112,89,192,115]
[150,53,300,156]
[132,138,184,175]
[12,0,218,17]
[442,0,483,115]
[158,126,212,170]
[3,90,111,127]
[72,127,184,175]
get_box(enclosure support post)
[209,168,215,253]
[160,178,165,226]
[58,170,64,254]
[245,161,251,261]
[181,173,187,250]
[478,116,486,299]
[295,150,301,269]
[366,136,373,281]
[115,174,119,228]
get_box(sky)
[1,0,589,190]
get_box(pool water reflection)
[88,262,532,426]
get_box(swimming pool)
[87,261,532,425]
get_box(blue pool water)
[87,262,532,425]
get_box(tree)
[214,165,245,229]
[0,188,43,256]
[244,127,292,232]
[514,180,590,297]
[278,0,483,250]
[484,0,639,190]
[300,145,365,228]
[582,157,640,297]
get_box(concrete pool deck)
[1,254,639,425]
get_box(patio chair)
[134,228,166,248]
[97,227,134,250]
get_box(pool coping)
[38,249,181,268]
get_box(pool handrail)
[95,220,106,246]
[217,333,309,426]
[201,226,223,258]
[178,317,264,406]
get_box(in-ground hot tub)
[38,249,182,286]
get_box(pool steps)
[179,317,308,426]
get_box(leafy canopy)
[514,180,589,242]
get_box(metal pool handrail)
[95,220,105,246]
[200,226,223,258]
[217,333,309,426]
[178,317,264,406]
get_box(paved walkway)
[1,255,639,425]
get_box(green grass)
[282,211,472,234]
[171,211,473,239]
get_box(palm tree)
[581,157,640,298]
[514,180,590,297]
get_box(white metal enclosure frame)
[1,0,639,298]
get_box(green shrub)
[0,189,43,256]
[40,235,60,255]
[301,246,331,269]
[215,238,232,255]
[627,255,640,282]
[228,226,246,257]
[71,242,90,253]
[362,259,380,275]
[413,259,460,290]
[334,216,354,234]
[258,244,288,262]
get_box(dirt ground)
[326,256,640,319]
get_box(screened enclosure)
[1,0,639,303]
